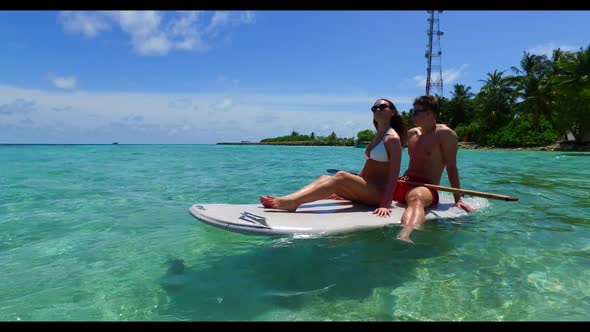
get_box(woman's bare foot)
[260,195,274,208]
[259,196,298,212]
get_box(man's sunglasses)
[412,107,430,115]
[371,104,391,112]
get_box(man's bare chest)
[408,133,440,160]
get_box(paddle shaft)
[325,168,518,201]
[398,180,518,201]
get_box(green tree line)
[260,130,355,146]
[409,45,589,147]
[262,46,589,148]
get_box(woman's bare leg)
[282,175,335,200]
[260,171,382,211]
[285,175,332,199]
[260,175,332,207]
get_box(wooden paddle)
[326,169,519,201]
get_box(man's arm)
[407,127,419,145]
[440,127,474,212]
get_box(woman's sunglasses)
[371,104,391,112]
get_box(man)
[393,95,473,244]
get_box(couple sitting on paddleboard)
[260,95,473,243]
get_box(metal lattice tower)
[425,10,444,97]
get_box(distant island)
[217,128,590,151]
[217,130,369,147]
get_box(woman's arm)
[358,163,366,178]
[380,135,402,208]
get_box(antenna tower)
[425,10,444,96]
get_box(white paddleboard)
[188,194,489,237]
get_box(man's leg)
[396,187,433,244]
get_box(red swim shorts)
[392,174,439,207]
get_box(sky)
[1,10,589,144]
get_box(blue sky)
[1,10,589,144]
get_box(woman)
[260,98,407,217]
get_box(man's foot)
[259,196,298,212]
[396,234,415,244]
[396,227,415,244]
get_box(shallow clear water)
[1,145,589,321]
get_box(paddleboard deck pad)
[189,194,489,236]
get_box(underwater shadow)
[156,225,457,321]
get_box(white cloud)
[135,33,171,55]
[443,64,469,85]
[0,98,37,115]
[168,98,192,110]
[214,97,233,111]
[527,42,579,57]
[105,11,171,55]
[0,84,417,143]
[106,11,161,38]
[50,75,77,89]
[59,11,111,37]
[206,11,229,33]
[206,11,255,33]
[413,75,425,88]
[244,93,415,107]
[170,11,201,36]
[58,10,254,56]
[413,64,469,88]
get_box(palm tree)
[510,52,555,128]
[551,45,590,143]
[445,84,474,129]
[475,70,515,131]
[436,95,451,124]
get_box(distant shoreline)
[217,141,590,151]
[458,141,590,151]
[1,142,588,151]
[217,141,353,146]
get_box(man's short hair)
[413,95,439,117]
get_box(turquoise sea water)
[1,144,589,321]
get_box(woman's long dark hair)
[373,98,408,147]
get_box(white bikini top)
[366,136,390,162]
[368,140,388,162]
